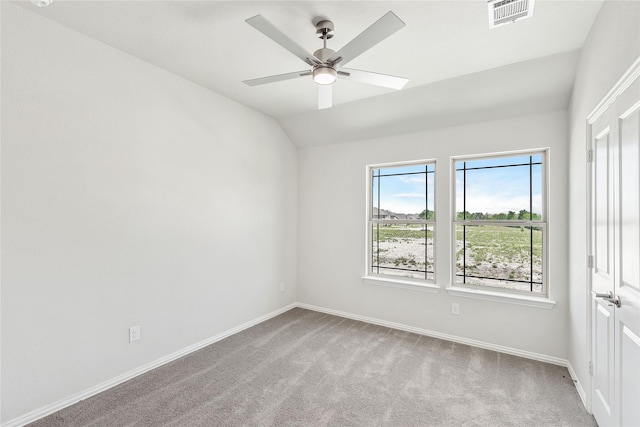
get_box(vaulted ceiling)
[16,1,603,146]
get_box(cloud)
[456,166,542,214]
[397,176,426,185]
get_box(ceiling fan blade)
[318,85,332,110]
[339,68,408,90]
[243,71,310,87]
[327,11,405,67]
[246,15,319,66]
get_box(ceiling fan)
[243,11,409,110]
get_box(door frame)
[586,55,640,415]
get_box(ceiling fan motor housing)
[313,47,336,63]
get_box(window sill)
[446,286,556,309]
[362,276,440,293]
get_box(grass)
[372,225,433,242]
[455,225,543,284]
[455,225,542,262]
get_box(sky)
[373,155,543,216]
[372,164,435,215]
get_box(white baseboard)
[565,360,588,410]
[3,303,297,427]
[296,303,568,366]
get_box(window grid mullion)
[463,161,467,284]
[425,164,428,280]
[530,155,533,292]
[376,169,380,274]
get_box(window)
[367,161,435,282]
[453,151,547,295]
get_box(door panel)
[594,301,614,420]
[619,105,640,291]
[620,325,640,427]
[593,125,613,290]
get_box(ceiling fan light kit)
[312,66,337,85]
[243,12,409,110]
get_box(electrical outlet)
[129,325,140,343]
[279,282,285,293]
[451,303,460,315]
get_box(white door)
[590,74,640,427]
[614,78,640,427]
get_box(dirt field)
[372,225,542,292]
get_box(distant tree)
[456,210,541,221]
[419,209,435,220]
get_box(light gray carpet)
[31,308,596,426]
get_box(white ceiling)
[15,0,603,146]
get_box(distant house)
[372,208,424,221]
[372,207,398,220]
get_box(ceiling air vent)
[488,0,535,28]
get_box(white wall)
[1,3,297,423]
[567,0,640,403]
[298,110,569,359]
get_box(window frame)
[450,149,549,297]
[365,159,437,288]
